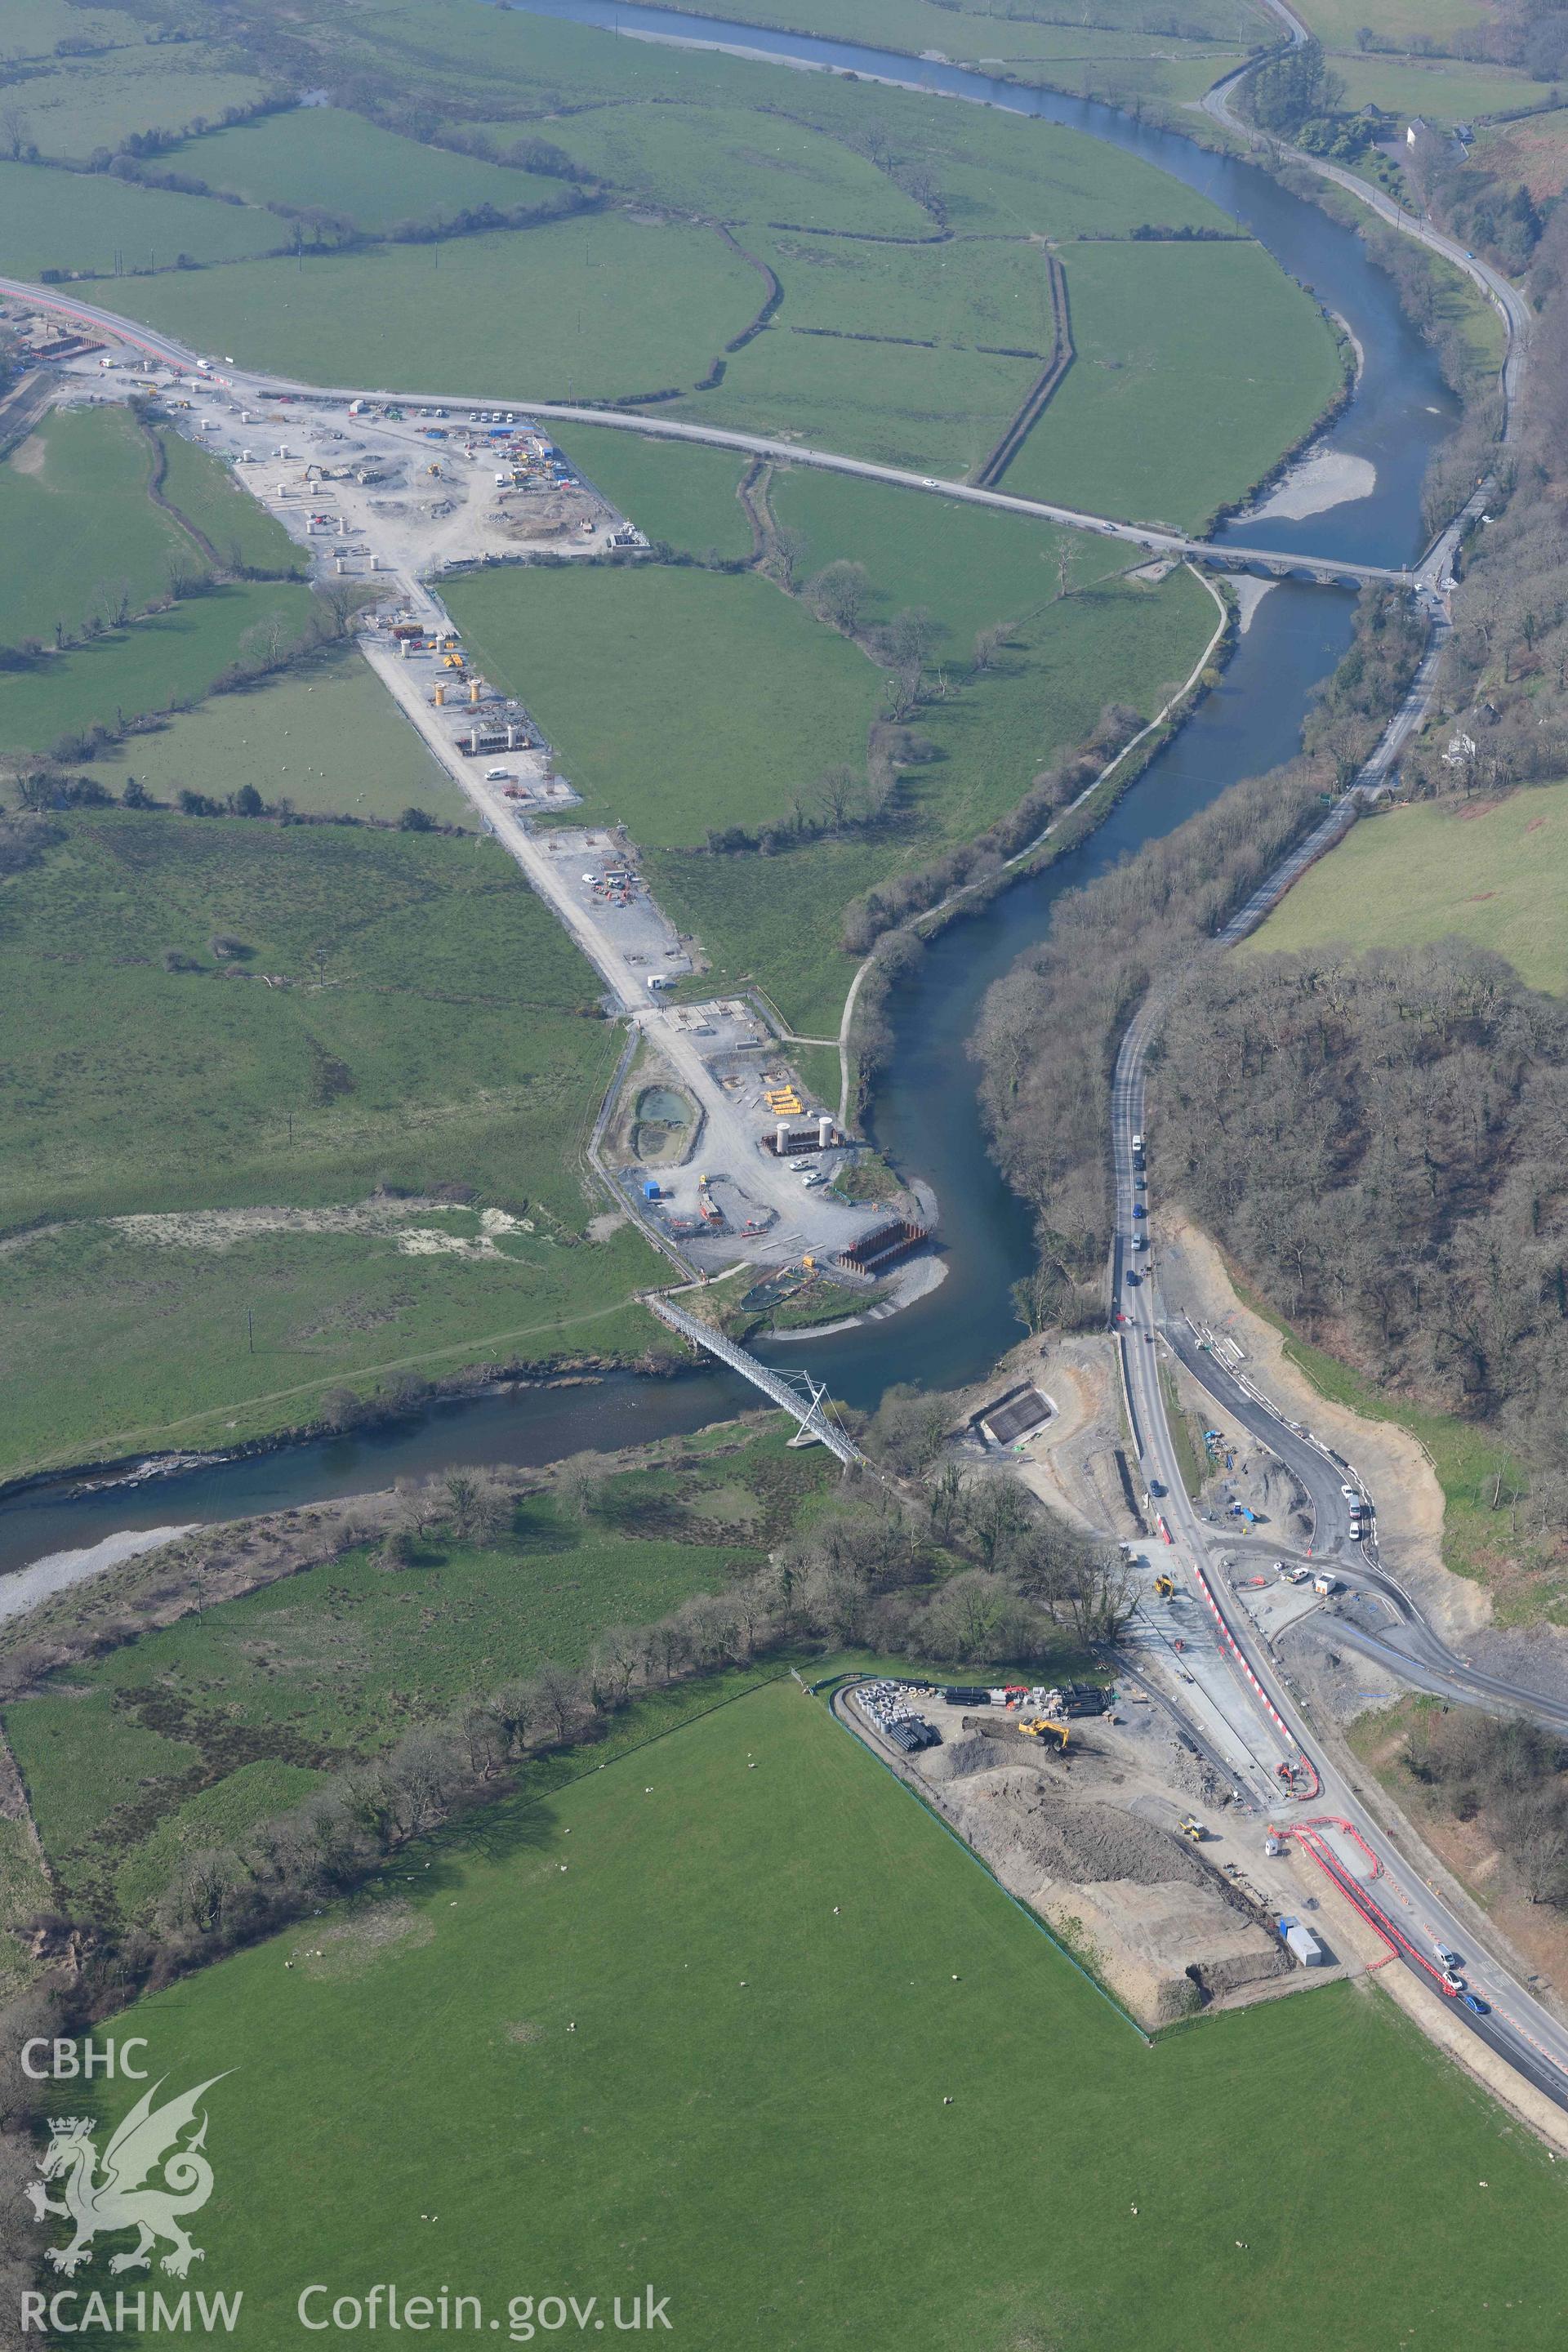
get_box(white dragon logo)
[26,2074,229,2279]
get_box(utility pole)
[247,1307,255,1353]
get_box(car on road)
[1125,1271,1140,1287]
[1432,1943,1463,1967]
[1461,1992,1490,2016]
[921,478,939,488]
[1133,1204,1147,1218]
[1441,1968,1466,1994]
[1340,1485,1359,1500]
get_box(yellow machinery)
[443,652,466,670]
[1179,1814,1207,1843]
[1153,1573,1176,1600]
[1018,1717,1071,1751]
[441,633,461,650]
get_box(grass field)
[180,107,578,235]
[0,408,302,659]
[77,1677,1568,2350]
[1003,242,1345,530]
[446,565,883,845]
[452,486,1214,1031]
[0,156,287,282]
[6,1432,821,1914]
[153,427,307,577]
[0,808,675,1476]
[768,463,1116,637]
[523,100,929,234]
[0,0,145,60]
[0,578,318,754]
[0,811,630,1223]
[72,649,465,823]
[2,56,266,163]
[101,216,763,409]
[49,4,1330,501]
[1328,56,1538,126]
[0,1216,664,1482]
[675,233,1049,479]
[644,547,1214,1036]
[550,430,754,563]
[0,404,193,650]
[1293,0,1487,50]
[358,0,1264,138]
[1245,785,1568,995]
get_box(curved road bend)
[1201,2,1530,421]
[0,274,1409,589]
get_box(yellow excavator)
[1018,1717,1071,1752]
[1153,1572,1176,1600]
[1179,1814,1208,1843]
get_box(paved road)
[0,274,1414,588]
[1200,7,1530,426]
[1112,1022,1568,2106]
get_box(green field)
[446,564,883,845]
[675,233,1049,479]
[0,578,318,754]
[61,4,1328,495]
[75,650,464,823]
[0,1215,663,1481]
[0,809,672,1476]
[1004,241,1346,530]
[153,427,307,577]
[452,481,1214,1031]
[180,106,578,234]
[2,56,266,162]
[78,1677,1568,2350]
[0,813,630,1223]
[769,462,1111,636]
[1246,785,1568,994]
[0,156,287,282]
[1294,0,1487,50]
[550,429,755,563]
[0,0,145,60]
[6,1437,814,1914]
[0,404,192,650]
[103,212,759,405]
[0,408,301,662]
[1328,56,1539,126]
[506,100,929,234]
[359,0,1261,130]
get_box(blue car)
[1133,1204,1147,1218]
[1461,1992,1490,2016]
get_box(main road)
[0,274,1414,589]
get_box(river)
[0,7,1458,1579]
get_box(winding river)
[0,9,1460,1579]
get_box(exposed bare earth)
[918,1748,1288,2027]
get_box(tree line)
[1402,204,1568,804]
[1405,1704,1568,1909]
[1157,939,1568,1528]
[971,585,1423,1330]
[6,1423,1129,2007]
